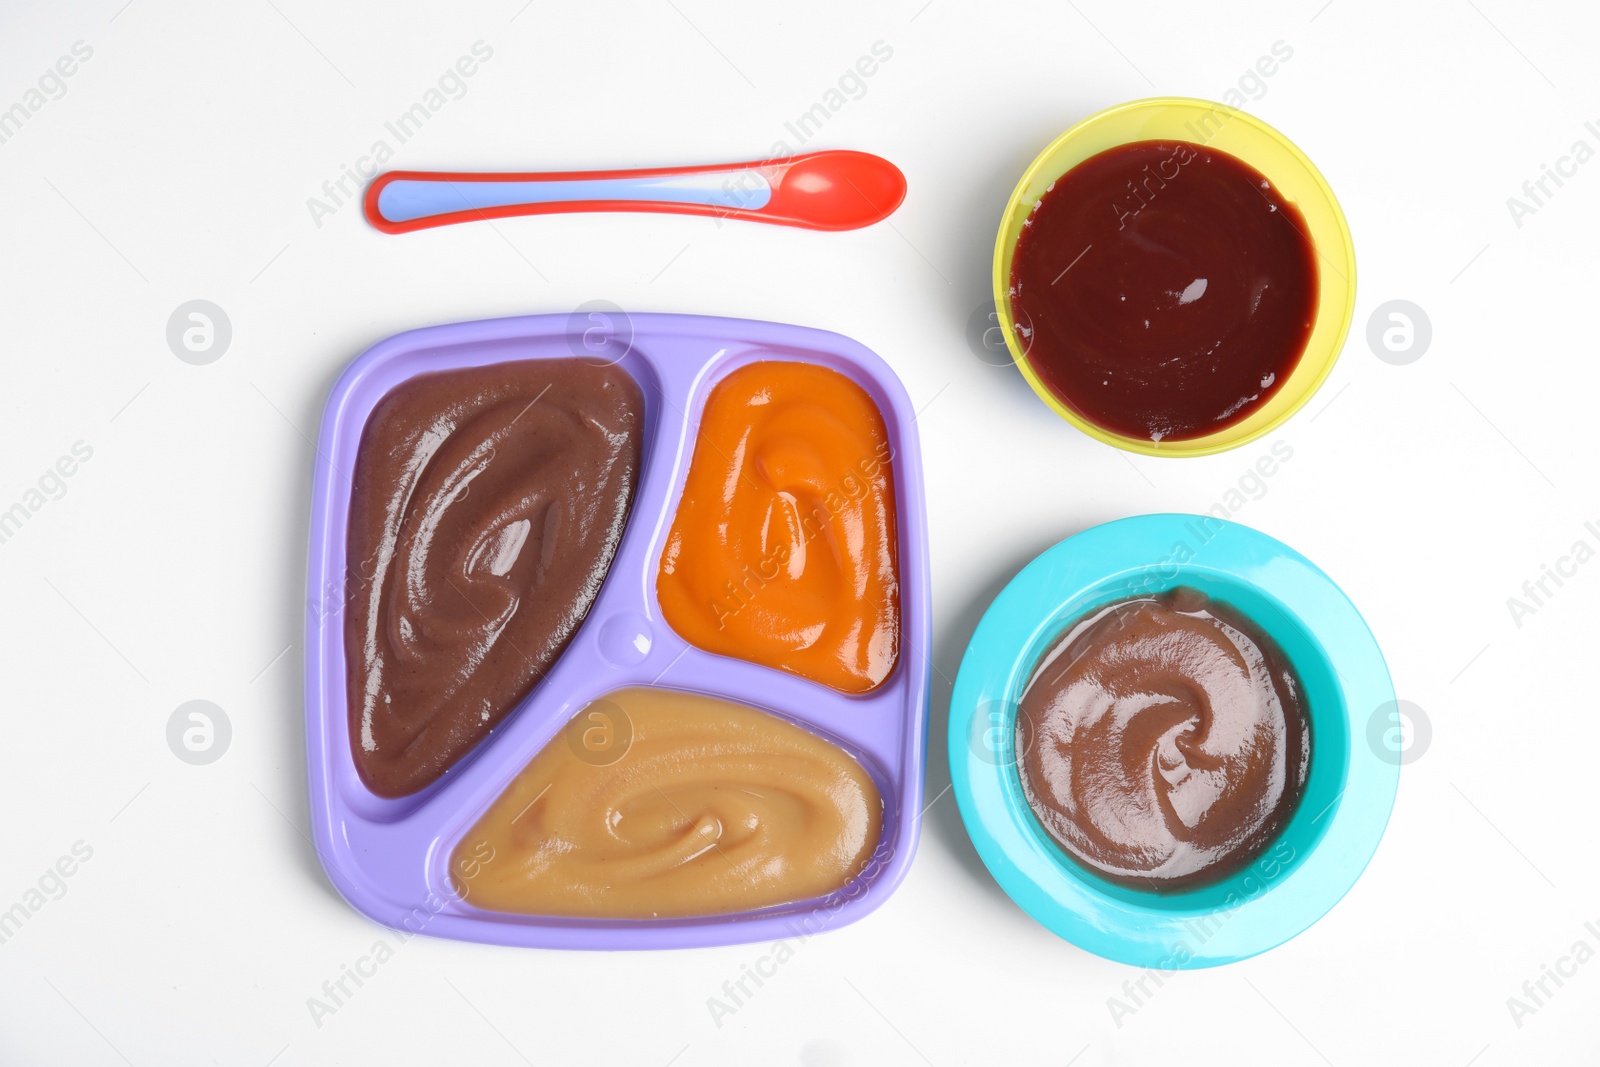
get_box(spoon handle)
[363,150,904,233]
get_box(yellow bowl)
[992,98,1356,457]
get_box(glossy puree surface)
[1010,140,1319,443]
[1016,587,1311,890]
[451,687,884,918]
[657,361,900,694]
[345,359,644,798]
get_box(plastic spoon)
[363,150,906,234]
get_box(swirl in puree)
[657,360,900,694]
[345,359,643,798]
[450,687,884,917]
[1016,587,1310,890]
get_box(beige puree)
[451,687,884,918]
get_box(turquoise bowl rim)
[947,514,1398,968]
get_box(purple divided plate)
[303,313,931,949]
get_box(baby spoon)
[363,150,906,234]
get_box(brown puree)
[1016,588,1310,891]
[345,359,643,798]
[1009,140,1318,443]
[451,687,883,918]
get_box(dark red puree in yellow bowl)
[1010,140,1319,443]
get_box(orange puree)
[450,687,883,918]
[657,361,900,694]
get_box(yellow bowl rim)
[990,96,1357,458]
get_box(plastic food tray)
[304,312,930,949]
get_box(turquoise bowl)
[948,514,1398,968]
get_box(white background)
[1,0,1595,1063]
